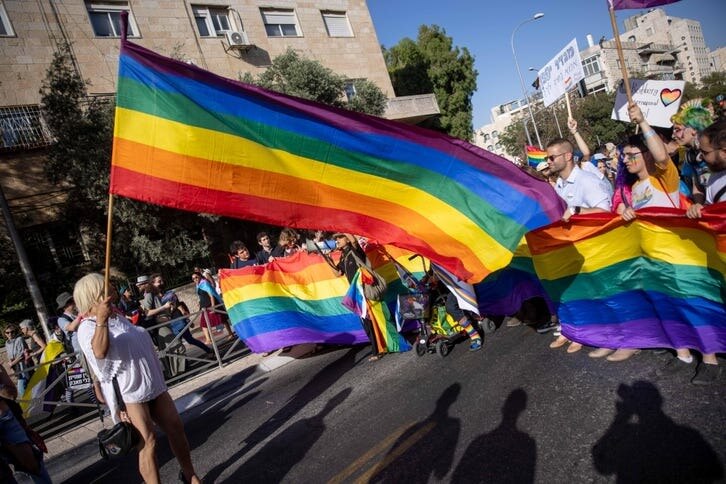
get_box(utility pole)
[0,183,51,340]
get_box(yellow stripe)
[534,221,725,280]
[354,422,436,484]
[224,278,351,304]
[114,108,511,268]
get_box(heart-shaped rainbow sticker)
[660,88,682,107]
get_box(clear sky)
[368,0,726,130]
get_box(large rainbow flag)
[526,206,726,353]
[219,245,424,353]
[109,40,564,283]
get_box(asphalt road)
[54,324,725,483]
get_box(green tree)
[242,49,387,116]
[39,43,211,285]
[384,25,478,140]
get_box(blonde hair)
[73,273,105,314]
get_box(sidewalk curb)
[43,344,316,471]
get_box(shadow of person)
[592,380,724,483]
[230,387,352,482]
[204,347,361,482]
[368,383,462,483]
[451,388,536,483]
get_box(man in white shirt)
[546,137,612,222]
[544,137,612,353]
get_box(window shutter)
[323,14,352,37]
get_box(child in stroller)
[397,256,494,357]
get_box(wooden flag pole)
[565,91,573,119]
[608,4,633,104]
[103,193,114,298]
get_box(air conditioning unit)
[225,30,250,48]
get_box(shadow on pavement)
[592,380,724,483]
[230,387,352,482]
[368,382,462,483]
[204,346,362,483]
[451,388,536,483]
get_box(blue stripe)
[558,290,726,327]
[119,54,552,230]
[229,311,362,339]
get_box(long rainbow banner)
[109,40,564,283]
[526,206,726,353]
[219,245,424,353]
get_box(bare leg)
[125,402,159,484]
[676,348,692,359]
[202,327,212,345]
[149,392,201,484]
[703,353,718,365]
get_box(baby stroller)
[396,255,494,358]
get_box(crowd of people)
[518,97,725,386]
[1,94,723,481]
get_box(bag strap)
[712,184,726,204]
[656,177,679,209]
[112,377,126,412]
[347,249,371,270]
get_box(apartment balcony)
[384,94,440,124]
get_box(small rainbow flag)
[526,145,546,168]
[526,206,726,353]
[109,40,564,283]
[219,245,424,353]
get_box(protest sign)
[611,78,685,127]
[66,362,92,390]
[539,38,585,108]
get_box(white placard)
[538,38,585,108]
[611,79,685,128]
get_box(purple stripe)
[121,41,564,222]
[611,0,680,10]
[562,319,726,354]
[240,327,368,354]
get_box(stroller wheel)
[415,342,427,357]
[479,318,496,334]
[436,340,450,358]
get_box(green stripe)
[540,258,725,304]
[117,77,524,247]
[228,296,350,319]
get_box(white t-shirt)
[630,158,680,210]
[706,170,726,204]
[78,313,167,423]
[555,166,612,211]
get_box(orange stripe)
[114,137,488,277]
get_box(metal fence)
[7,304,246,438]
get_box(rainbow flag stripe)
[219,245,423,353]
[526,145,546,168]
[110,41,564,283]
[526,206,726,353]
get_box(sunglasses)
[623,151,643,162]
[546,153,568,162]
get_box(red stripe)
[111,166,479,280]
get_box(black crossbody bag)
[97,377,141,459]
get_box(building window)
[492,130,499,138]
[646,27,653,36]
[482,133,490,142]
[0,2,14,36]
[321,11,352,37]
[21,223,89,273]
[260,8,300,37]
[486,145,493,151]
[85,1,139,37]
[344,82,357,101]
[582,56,601,77]
[0,105,54,151]
[192,5,232,37]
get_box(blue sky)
[368,0,726,130]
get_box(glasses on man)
[546,153,568,162]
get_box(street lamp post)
[511,13,544,148]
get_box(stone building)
[0,0,437,280]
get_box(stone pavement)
[43,343,316,465]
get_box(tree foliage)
[39,43,211,285]
[499,91,634,159]
[242,49,387,116]
[383,25,477,140]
